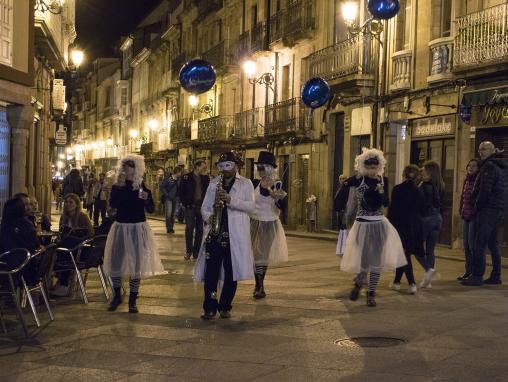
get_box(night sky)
[75,0,162,68]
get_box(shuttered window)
[0,0,13,66]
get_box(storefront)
[463,86,508,253]
[410,114,457,246]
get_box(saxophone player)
[194,152,255,320]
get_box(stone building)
[70,0,508,251]
[0,0,76,215]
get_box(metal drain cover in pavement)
[334,337,405,348]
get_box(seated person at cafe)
[0,197,41,287]
[52,193,94,297]
[28,196,51,232]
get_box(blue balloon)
[179,59,216,94]
[367,0,400,20]
[458,104,471,124]
[301,77,331,109]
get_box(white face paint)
[217,161,235,172]
[257,164,275,179]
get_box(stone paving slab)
[1,219,508,381]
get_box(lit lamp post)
[188,95,214,120]
[243,60,274,110]
[340,0,395,148]
[71,48,84,69]
[129,129,139,153]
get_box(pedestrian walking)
[103,154,165,313]
[417,161,444,289]
[388,165,423,294]
[84,173,96,219]
[179,160,210,260]
[462,141,507,286]
[194,152,255,320]
[62,169,85,199]
[458,159,480,281]
[160,167,182,234]
[93,173,109,226]
[250,151,288,299]
[335,148,406,307]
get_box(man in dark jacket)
[160,167,182,234]
[179,160,209,260]
[462,141,508,286]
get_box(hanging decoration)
[179,59,216,94]
[301,77,331,109]
[458,104,471,125]
[367,0,400,20]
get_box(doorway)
[278,154,289,225]
[410,138,455,245]
[298,154,310,226]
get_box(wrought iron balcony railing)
[265,98,312,136]
[454,3,508,68]
[170,118,191,144]
[234,108,265,139]
[198,116,234,142]
[234,31,250,61]
[269,0,316,45]
[251,22,265,53]
[302,34,375,82]
[201,40,235,70]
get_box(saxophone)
[209,174,224,237]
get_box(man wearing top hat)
[250,151,289,299]
[194,152,255,320]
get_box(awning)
[461,86,508,107]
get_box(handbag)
[336,229,348,257]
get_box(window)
[0,0,13,66]
[431,0,452,39]
[281,64,290,101]
[251,5,258,29]
[121,87,128,106]
[395,0,412,51]
[105,86,111,107]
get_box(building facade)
[70,0,508,250]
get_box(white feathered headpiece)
[354,147,386,176]
[117,153,146,190]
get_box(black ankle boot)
[108,287,122,311]
[253,274,261,297]
[253,274,266,299]
[366,291,376,307]
[128,292,138,313]
[349,283,362,301]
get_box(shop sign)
[53,79,65,111]
[479,103,508,125]
[55,125,67,145]
[413,116,455,138]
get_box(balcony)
[195,0,223,22]
[251,22,266,53]
[427,37,454,84]
[454,3,508,70]
[234,108,265,139]
[170,119,191,144]
[171,52,187,80]
[270,0,316,47]
[265,98,312,137]
[198,116,234,142]
[390,50,412,92]
[234,31,250,61]
[302,34,376,90]
[201,40,236,72]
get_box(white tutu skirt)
[340,217,406,274]
[103,221,166,279]
[250,219,288,266]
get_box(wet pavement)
[1,218,508,381]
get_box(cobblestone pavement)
[1,218,508,381]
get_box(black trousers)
[93,200,107,226]
[394,252,415,285]
[184,206,203,256]
[203,239,237,313]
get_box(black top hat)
[216,152,239,165]
[254,151,277,168]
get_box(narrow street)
[1,218,507,381]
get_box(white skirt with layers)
[250,219,288,266]
[340,216,406,274]
[104,221,166,279]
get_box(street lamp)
[71,49,84,68]
[341,1,359,26]
[129,129,139,139]
[243,60,275,90]
[340,0,383,39]
[148,119,159,131]
[35,0,64,15]
[188,95,199,108]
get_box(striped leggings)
[355,272,380,293]
[111,277,140,293]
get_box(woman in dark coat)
[388,165,424,294]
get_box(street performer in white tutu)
[104,154,165,313]
[335,148,406,307]
[250,151,288,299]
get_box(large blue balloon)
[458,104,471,125]
[179,59,216,94]
[301,77,331,109]
[367,0,400,20]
